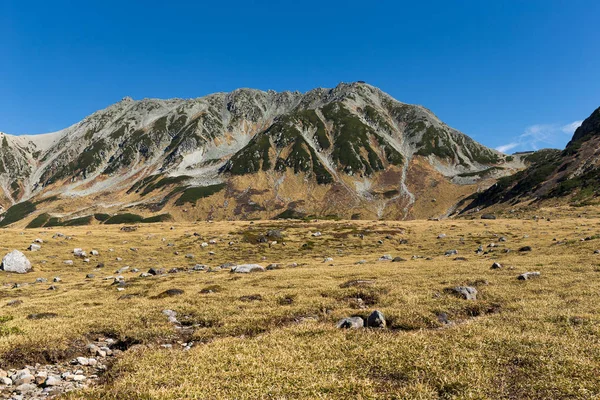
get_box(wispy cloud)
[496,142,519,153]
[495,120,583,153]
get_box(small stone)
[445,249,458,256]
[518,271,541,280]
[230,264,265,273]
[491,262,502,269]
[86,274,95,279]
[53,277,61,282]
[367,310,386,328]
[148,268,166,275]
[43,375,62,387]
[378,254,392,261]
[15,383,37,393]
[75,357,89,366]
[392,257,406,262]
[336,317,364,329]
[448,286,478,300]
[519,246,532,252]
[28,244,41,252]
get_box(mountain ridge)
[0,82,518,225]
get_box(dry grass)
[0,217,599,398]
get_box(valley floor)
[0,218,599,399]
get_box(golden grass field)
[1,216,600,399]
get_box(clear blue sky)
[1,0,598,153]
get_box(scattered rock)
[519,246,532,252]
[367,310,386,328]
[28,244,41,252]
[447,286,478,300]
[336,317,364,329]
[445,249,458,256]
[481,214,496,220]
[518,271,541,280]
[491,262,502,269]
[230,264,265,273]
[1,250,32,274]
[148,268,166,276]
[73,248,87,258]
[392,257,406,262]
[378,254,392,261]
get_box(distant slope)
[461,106,600,213]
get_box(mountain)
[461,106,600,214]
[0,82,517,227]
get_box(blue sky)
[1,0,598,153]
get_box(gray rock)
[35,277,47,283]
[73,248,87,257]
[437,233,447,239]
[481,214,496,220]
[86,274,95,279]
[445,249,459,256]
[367,310,386,328]
[148,268,166,275]
[392,257,406,262]
[28,244,41,252]
[43,375,62,387]
[518,271,541,280]
[336,317,364,329]
[230,264,265,273]
[448,286,478,300]
[378,254,392,261]
[15,383,37,393]
[1,250,32,273]
[491,262,502,269]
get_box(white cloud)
[495,120,583,154]
[495,142,519,153]
[561,120,583,134]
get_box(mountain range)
[0,82,546,227]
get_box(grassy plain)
[0,217,599,399]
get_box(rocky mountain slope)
[0,82,518,226]
[462,106,600,214]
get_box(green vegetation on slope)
[0,201,36,227]
[175,184,226,206]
